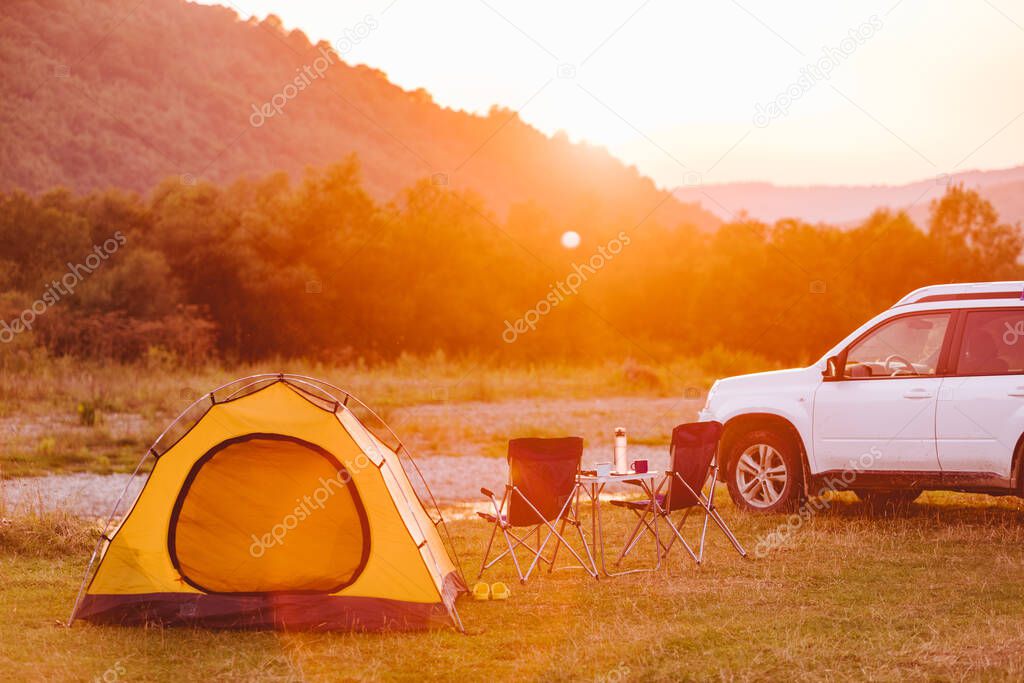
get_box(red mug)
[631,459,648,474]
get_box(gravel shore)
[1,446,671,518]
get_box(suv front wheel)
[725,428,802,513]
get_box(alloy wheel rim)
[736,444,787,508]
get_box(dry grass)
[0,511,97,558]
[3,491,1024,681]
[0,351,773,477]
[12,353,1018,679]
[387,396,702,459]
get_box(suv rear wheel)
[725,428,802,513]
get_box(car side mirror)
[822,355,842,381]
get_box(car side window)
[956,309,1024,376]
[844,312,951,378]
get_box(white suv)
[700,281,1024,513]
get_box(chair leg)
[661,507,692,556]
[565,489,598,581]
[547,515,569,573]
[695,476,747,559]
[503,527,526,581]
[663,511,700,564]
[575,519,598,578]
[510,487,599,580]
[533,516,598,579]
[696,476,718,562]
[557,524,598,578]
[544,517,597,577]
[479,484,601,582]
[673,471,744,565]
[708,506,748,557]
[697,504,711,564]
[481,526,534,577]
[480,484,605,582]
[615,507,663,566]
[614,508,650,565]
[522,523,557,581]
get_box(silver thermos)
[614,427,627,474]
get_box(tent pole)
[67,451,150,626]
[66,384,230,626]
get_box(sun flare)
[560,230,581,249]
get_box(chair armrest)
[480,487,504,521]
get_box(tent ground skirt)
[74,578,461,631]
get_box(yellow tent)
[71,375,465,631]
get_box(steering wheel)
[884,354,918,376]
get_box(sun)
[560,230,581,249]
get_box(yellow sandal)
[472,581,491,601]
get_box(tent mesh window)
[150,400,211,458]
[213,376,279,404]
[285,382,341,413]
[168,434,370,594]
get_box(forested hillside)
[0,0,716,229]
[1,161,1019,365]
[2,0,1022,367]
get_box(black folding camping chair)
[611,421,747,565]
[477,437,597,582]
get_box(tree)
[929,184,1023,279]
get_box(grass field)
[4,491,1024,681]
[5,354,1024,681]
[0,351,772,477]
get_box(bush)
[696,345,778,378]
[77,401,98,427]
[0,175,1020,366]
[34,306,216,365]
[620,358,662,390]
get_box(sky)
[199,0,1024,189]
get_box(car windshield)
[844,313,950,377]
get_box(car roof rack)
[893,281,1024,307]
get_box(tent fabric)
[72,577,463,631]
[72,377,465,631]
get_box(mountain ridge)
[0,0,718,230]
[675,164,1024,227]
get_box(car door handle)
[1008,387,1024,397]
[902,388,933,399]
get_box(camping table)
[575,471,667,577]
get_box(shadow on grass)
[810,491,1024,524]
